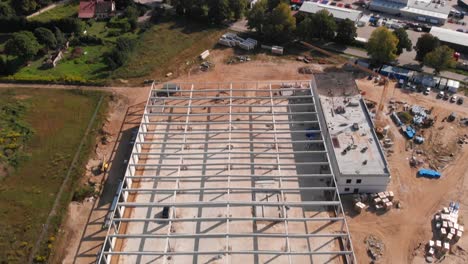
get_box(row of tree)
[247,1,357,45]
[171,0,249,23]
[3,27,66,60]
[367,27,455,73]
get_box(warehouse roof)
[299,2,363,22]
[430,27,468,47]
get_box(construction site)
[55,40,468,264]
[97,81,355,264]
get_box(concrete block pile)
[427,203,463,259]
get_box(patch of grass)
[111,18,226,82]
[0,88,108,264]
[28,3,79,23]
[0,99,34,168]
[2,45,110,84]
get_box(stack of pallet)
[218,33,258,51]
[371,191,394,211]
[427,203,463,257]
[354,202,366,213]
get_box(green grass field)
[0,88,107,263]
[111,19,225,82]
[28,3,79,23]
[3,45,110,84]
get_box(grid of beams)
[98,81,355,264]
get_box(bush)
[72,184,96,202]
[397,111,413,124]
[79,35,103,45]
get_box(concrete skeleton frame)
[98,81,356,264]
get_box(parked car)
[450,95,458,103]
[448,112,457,122]
[345,3,352,8]
[457,28,464,32]
[424,87,431,95]
[415,27,423,32]
[443,93,450,100]
[398,79,405,88]
[437,91,444,99]
[330,2,337,5]
[458,97,464,105]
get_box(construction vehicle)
[300,41,391,121]
[100,156,109,173]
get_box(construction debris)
[298,66,313,74]
[365,234,385,260]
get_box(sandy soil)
[348,79,468,263]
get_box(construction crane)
[300,41,391,121]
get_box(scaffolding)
[98,81,355,264]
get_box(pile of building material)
[218,33,257,51]
[371,191,394,211]
[365,235,385,260]
[353,191,395,213]
[427,202,463,259]
[354,202,366,213]
[411,105,428,125]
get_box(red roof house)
[78,1,115,19]
[78,1,96,19]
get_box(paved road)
[322,42,468,83]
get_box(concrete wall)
[337,175,391,194]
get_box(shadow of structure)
[72,101,146,264]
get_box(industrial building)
[370,0,451,25]
[314,73,391,194]
[429,27,468,54]
[299,2,363,23]
[98,81,355,264]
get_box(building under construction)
[98,81,355,264]
[314,73,390,194]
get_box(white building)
[314,73,391,194]
[370,0,451,25]
[299,2,363,23]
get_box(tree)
[393,28,412,55]
[229,0,248,20]
[415,33,439,61]
[423,45,455,74]
[335,18,356,45]
[267,0,283,10]
[263,2,295,41]
[34,27,57,50]
[4,31,40,60]
[12,0,37,15]
[367,27,399,64]
[0,2,15,17]
[208,0,230,23]
[310,10,336,41]
[297,16,313,39]
[54,27,66,48]
[247,0,268,34]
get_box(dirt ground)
[348,79,468,263]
